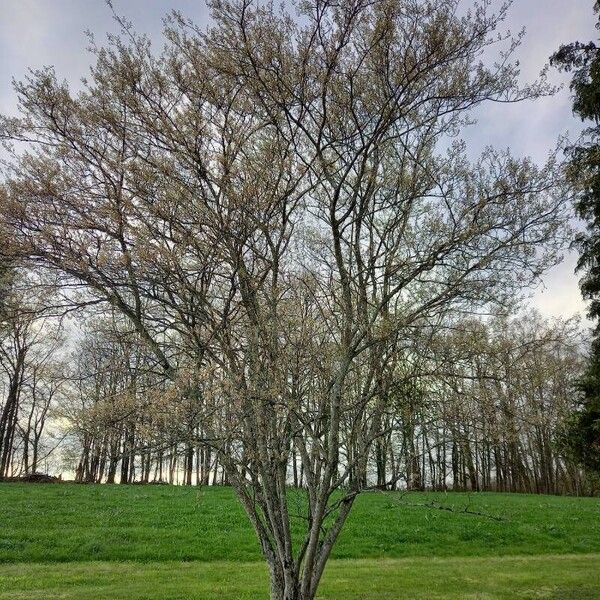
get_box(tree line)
[1,292,591,496]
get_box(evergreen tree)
[552,3,600,472]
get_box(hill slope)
[0,483,599,563]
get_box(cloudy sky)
[0,0,596,322]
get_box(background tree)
[0,271,65,478]
[552,2,600,473]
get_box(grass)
[0,483,599,598]
[1,555,599,599]
[0,483,599,563]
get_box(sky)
[0,0,597,323]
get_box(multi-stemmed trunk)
[261,492,357,600]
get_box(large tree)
[1,1,570,598]
[551,2,600,473]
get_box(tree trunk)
[269,564,303,600]
[0,349,26,477]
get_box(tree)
[60,315,206,485]
[551,2,600,474]
[364,311,588,495]
[0,271,65,478]
[0,1,570,598]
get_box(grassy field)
[0,483,599,598]
[2,555,600,599]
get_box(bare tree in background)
[0,1,571,598]
[0,272,65,478]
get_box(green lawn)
[0,483,599,598]
[1,555,599,599]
